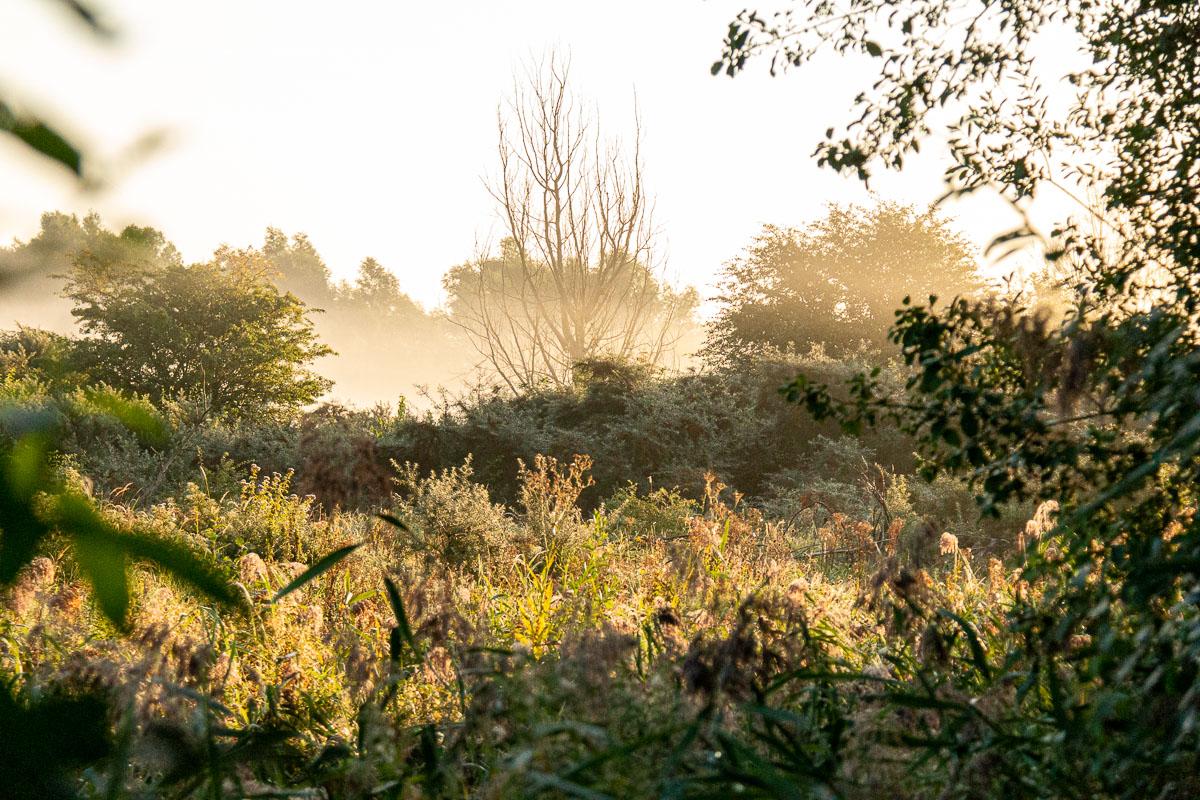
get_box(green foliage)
[213,466,318,562]
[392,355,916,510]
[256,225,476,406]
[603,483,697,540]
[0,327,84,392]
[0,403,238,630]
[723,0,1200,796]
[64,245,332,420]
[272,541,362,603]
[0,101,82,179]
[261,227,334,308]
[5,2,1197,796]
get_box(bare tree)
[445,54,695,392]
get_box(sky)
[0,0,1081,311]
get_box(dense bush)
[4,317,925,525]
[390,457,520,570]
[390,353,917,510]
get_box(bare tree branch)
[448,52,695,392]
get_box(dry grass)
[0,458,1029,798]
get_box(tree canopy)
[262,227,335,308]
[65,246,332,419]
[705,201,981,363]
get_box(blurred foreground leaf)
[0,99,83,176]
[0,684,110,800]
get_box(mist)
[0,212,706,410]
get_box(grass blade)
[273,543,361,603]
[383,576,421,661]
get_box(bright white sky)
[0,0,1080,310]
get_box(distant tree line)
[0,212,475,415]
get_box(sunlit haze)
[0,1,1080,312]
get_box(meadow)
[1,374,1044,798]
[2,1,1199,798]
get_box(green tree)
[0,212,183,332]
[343,256,425,321]
[65,245,332,419]
[705,201,981,364]
[262,227,334,307]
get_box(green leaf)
[52,495,130,624]
[0,100,83,176]
[384,575,421,662]
[48,0,117,39]
[960,409,979,437]
[0,431,56,584]
[938,609,992,680]
[4,431,54,501]
[53,492,239,623]
[877,691,967,711]
[272,543,361,603]
[346,588,379,606]
[864,40,883,57]
[0,489,50,585]
[71,524,130,628]
[378,512,410,532]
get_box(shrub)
[390,457,519,569]
[603,483,697,540]
[188,465,320,562]
[517,453,594,555]
[293,404,397,511]
[387,352,918,509]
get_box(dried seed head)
[237,553,269,585]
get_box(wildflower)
[1021,500,1060,551]
[939,532,959,555]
